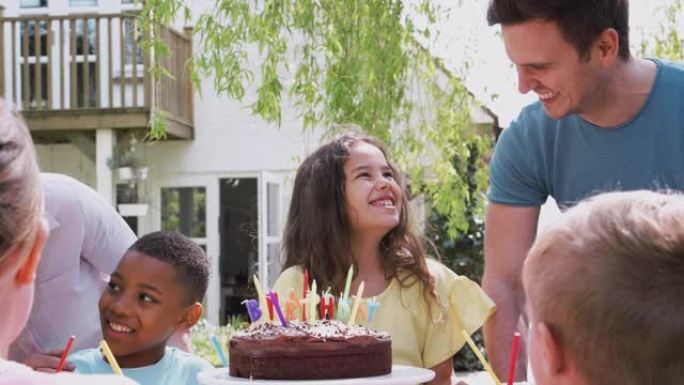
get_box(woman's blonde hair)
[0,99,42,262]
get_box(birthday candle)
[337,298,351,322]
[269,291,288,327]
[461,330,502,385]
[56,335,75,372]
[99,340,123,375]
[266,295,275,321]
[309,280,318,322]
[320,288,335,319]
[302,269,309,320]
[253,274,267,312]
[347,281,365,325]
[242,299,262,323]
[357,299,367,322]
[367,297,380,326]
[211,335,229,367]
[342,265,353,300]
[285,288,299,321]
[507,333,521,385]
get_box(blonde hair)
[0,99,42,262]
[524,190,684,385]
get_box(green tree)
[139,0,496,236]
[639,0,683,60]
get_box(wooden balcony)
[0,12,194,142]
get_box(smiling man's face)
[502,19,606,120]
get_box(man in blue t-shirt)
[482,0,684,381]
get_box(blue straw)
[210,335,228,367]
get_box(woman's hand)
[24,350,75,373]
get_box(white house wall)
[36,142,97,185]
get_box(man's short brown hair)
[487,0,630,61]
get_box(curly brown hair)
[281,130,441,318]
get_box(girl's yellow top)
[272,258,495,369]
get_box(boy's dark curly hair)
[130,231,209,304]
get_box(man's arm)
[482,202,540,381]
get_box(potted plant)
[106,149,140,181]
[117,203,149,217]
[116,181,149,217]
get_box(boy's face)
[99,250,192,367]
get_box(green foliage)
[146,109,169,141]
[106,149,140,169]
[190,318,243,367]
[139,0,495,235]
[639,0,683,61]
[425,140,486,371]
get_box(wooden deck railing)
[0,12,193,129]
[156,25,193,127]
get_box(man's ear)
[535,322,566,377]
[178,302,203,330]
[594,28,619,64]
[15,219,49,285]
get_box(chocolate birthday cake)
[228,319,392,380]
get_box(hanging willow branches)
[139,0,496,235]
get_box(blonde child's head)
[0,99,48,356]
[523,190,684,385]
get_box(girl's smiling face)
[98,250,193,368]
[343,142,403,236]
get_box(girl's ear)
[15,219,49,285]
[178,302,203,330]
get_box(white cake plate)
[197,365,435,385]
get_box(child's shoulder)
[68,348,104,373]
[422,258,487,299]
[273,265,304,290]
[278,265,304,278]
[165,347,213,371]
[424,258,458,281]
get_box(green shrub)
[424,141,488,372]
[191,316,244,367]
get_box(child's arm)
[427,357,455,385]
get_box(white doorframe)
[258,171,283,288]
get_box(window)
[161,187,207,238]
[266,183,279,236]
[20,0,47,8]
[116,184,138,234]
[69,0,97,6]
